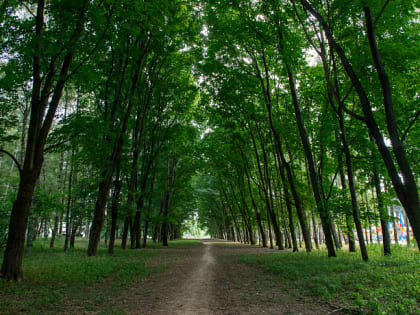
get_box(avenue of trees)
[196,0,420,262]
[0,0,419,281]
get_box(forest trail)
[158,242,216,314]
[106,240,338,314]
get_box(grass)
[240,244,420,314]
[0,238,202,314]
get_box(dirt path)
[106,240,339,314]
[158,242,216,314]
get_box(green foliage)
[0,192,16,248]
[240,245,420,314]
[33,189,63,217]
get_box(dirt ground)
[104,240,341,314]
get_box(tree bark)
[64,165,73,252]
[121,216,131,249]
[162,157,176,246]
[312,210,319,250]
[51,146,66,248]
[108,168,121,254]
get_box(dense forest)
[0,0,419,288]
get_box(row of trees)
[195,0,419,261]
[0,0,201,280]
[0,0,418,282]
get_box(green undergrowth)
[0,238,202,314]
[240,244,419,314]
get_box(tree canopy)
[0,0,419,281]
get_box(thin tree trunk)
[249,127,282,249]
[50,97,68,248]
[337,144,357,253]
[26,214,38,251]
[331,222,341,249]
[405,212,410,246]
[104,210,109,247]
[64,165,73,252]
[51,151,66,248]
[59,214,64,236]
[337,108,368,260]
[121,216,131,249]
[108,168,121,254]
[70,220,79,249]
[312,210,319,250]
[286,65,335,257]
[244,165,267,247]
[267,215,273,249]
[19,98,30,166]
[391,205,399,245]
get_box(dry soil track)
[105,240,339,314]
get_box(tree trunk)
[121,216,131,249]
[143,219,149,248]
[104,210,109,248]
[64,165,73,252]
[85,219,90,239]
[337,143,357,253]
[249,128,283,250]
[256,45,311,252]
[70,220,79,249]
[19,98,30,166]
[405,212,410,247]
[267,214,273,249]
[286,196,298,252]
[59,214,64,236]
[286,64,335,257]
[274,154,298,252]
[50,101,67,248]
[391,205,399,245]
[50,214,59,248]
[364,7,420,249]
[162,156,176,247]
[26,213,38,252]
[108,169,121,254]
[337,108,368,260]
[312,210,319,250]
[330,222,341,250]
[1,171,39,280]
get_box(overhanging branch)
[44,133,80,152]
[401,110,419,143]
[0,149,23,176]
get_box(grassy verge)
[0,238,202,314]
[240,244,419,314]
